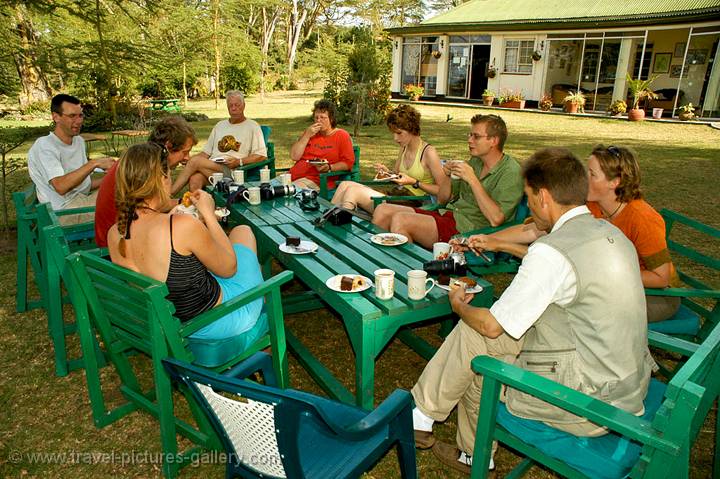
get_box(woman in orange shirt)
[585,144,680,322]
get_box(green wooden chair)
[646,209,719,341]
[237,125,275,181]
[318,144,361,199]
[469,325,720,479]
[163,353,418,478]
[65,249,293,479]
[13,184,95,313]
[37,203,107,377]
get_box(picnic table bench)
[213,185,494,410]
[144,98,182,112]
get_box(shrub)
[608,100,627,115]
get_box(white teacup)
[374,269,395,300]
[433,242,451,260]
[407,270,435,300]
[208,172,224,188]
[260,167,271,183]
[232,169,245,184]
[280,173,292,186]
[243,186,261,205]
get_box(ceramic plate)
[370,233,408,246]
[210,156,227,163]
[434,278,484,294]
[308,159,328,165]
[373,173,400,181]
[279,240,319,255]
[325,274,373,293]
[176,204,199,218]
[215,207,230,219]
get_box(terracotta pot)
[409,95,420,102]
[482,96,494,106]
[679,111,694,121]
[628,108,645,121]
[565,101,578,114]
[499,100,525,109]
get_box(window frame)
[503,39,534,75]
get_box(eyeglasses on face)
[467,133,490,140]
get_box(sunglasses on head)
[606,146,621,158]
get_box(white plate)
[325,274,373,293]
[434,278,484,294]
[210,156,227,163]
[279,240,318,255]
[370,233,408,246]
[308,159,328,165]
[373,173,400,181]
[176,204,199,218]
[215,207,230,219]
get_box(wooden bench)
[65,249,293,479]
[469,324,720,478]
[646,209,720,341]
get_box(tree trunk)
[212,0,221,110]
[260,6,281,103]
[182,62,188,107]
[10,4,51,108]
[286,0,307,85]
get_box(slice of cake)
[437,273,451,286]
[286,236,301,247]
[340,275,354,291]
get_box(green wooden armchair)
[163,354,418,478]
[13,185,95,313]
[469,324,720,479]
[65,250,293,479]
[318,144,361,199]
[37,203,107,377]
[236,124,275,181]
[646,209,719,341]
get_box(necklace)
[605,202,624,219]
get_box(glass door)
[447,45,471,97]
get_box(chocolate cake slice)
[340,276,354,291]
[437,273,451,286]
[286,236,301,247]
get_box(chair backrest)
[66,250,192,363]
[513,195,529,224]
[639,322,720,476]
[661,208,720,340]
[351,144,360,176]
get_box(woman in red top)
[586,144,680,322]
[289,99,354,190]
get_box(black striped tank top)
[165,215,221,321]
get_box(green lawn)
[1,91,718,478]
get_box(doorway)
[447,43,491,99]
[469,45,491,99]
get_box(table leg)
[354,321,377,410]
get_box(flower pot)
[482,96,494,106]
[564,101,578,114]
[628,108,645,121]
[652,108,664,119]
[539,103,552,111]
[499,100,525,109]
[679,111,694,121]
[409,95,420,102]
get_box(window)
[504,39,534,73]
[401,37,439,95]
[633,43,653,79]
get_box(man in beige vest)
[412,148,652,475]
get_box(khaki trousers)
[412,320,523,454]
[58,190,98,226]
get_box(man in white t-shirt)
[171,90,267,194]
[27,94,115,223]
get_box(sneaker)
[414,429,436,449]
[432,441,495,475]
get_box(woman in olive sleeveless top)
[331,104,446,214]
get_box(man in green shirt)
[373,114,524,249]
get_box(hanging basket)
[486,67,497,79]
[431,50,442,59]
[532,50,542,61]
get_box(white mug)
[260,167,271,183]
[232,169,244,184]
[449,160,463,180]
[374,269,395,300]
[433,242,451,260]
[208,172,224,188]
[243,186,261,205]
[407,270,435,300]
[280,173,292,186]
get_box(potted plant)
[626,75,657,121]
[482,89,495,106]
[403,84,424,101]
[538,94,553,111]
[563,91,585,114]
[678,103,696,121]
[498,89,525,109]
[607,99,627,117]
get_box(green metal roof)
[387,0,720,34]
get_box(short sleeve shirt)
[444,153,524,233]
[27,133,90,210]
[288,128,354,189]
[202,119,267,159]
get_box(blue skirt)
[190,243,265,341]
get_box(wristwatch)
[413,180,420,189]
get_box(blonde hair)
[115,143,171,257]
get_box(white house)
[386,0,720,118]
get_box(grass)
[1,91,718,478]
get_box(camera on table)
[260,182,297,201]
[423,253,467,276]
[226,184,248,205]
[296,189,319,211]
[215,177,234,195]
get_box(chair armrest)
[55,206,96,216]
[238,158,272,172]
[471,356,680,455]
[648,330,699,357]
[223,352,278,387]
[372,195,434,207]
[645,287,720,299]
[314,389,414,440]
[179,270,294,336]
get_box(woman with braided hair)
[107,142,267,345]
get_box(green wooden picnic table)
[145,98,182,112]
[212,185,494,410]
